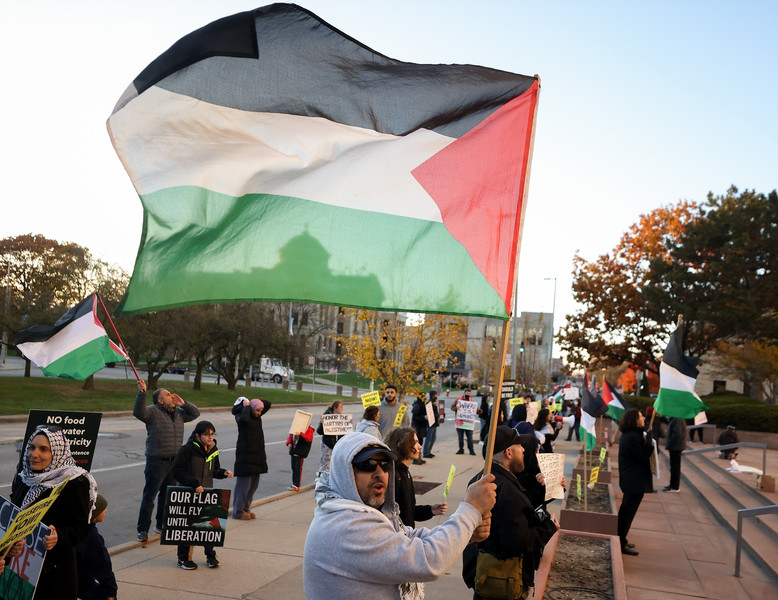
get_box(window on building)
[713,380,727,393]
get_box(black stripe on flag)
[664,324,700,379]
[121,3,536,139]
[13,295,95,345]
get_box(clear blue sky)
[3,1,776,341]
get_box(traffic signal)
[491,339,497,351]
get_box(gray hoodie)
[303,432,481,599]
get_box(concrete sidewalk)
[107,436,778,599]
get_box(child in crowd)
[172,420,233,570]
[75,494,118,600]
[286,426,314,491]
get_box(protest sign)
[509,397,523,410]
[289,410,312,434]
[576,474,582,501]
[321,413,353,435]
[455,400,477,430]
[0,479,68,554]
[536,453,566,502]
[444,465,456,499]
[23,410,101,471]
[160,487,230,547]
[588,466,600,487]
[393,404,408,427]
[525,400,540,426]
[500,380,516,403]
[599,447,607,463]
[425,401,435,427]
[361,391,381,408]
[0,496,49,600]
[650,438,660,478]
[564,387,580,400]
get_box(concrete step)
[670,450,778,581]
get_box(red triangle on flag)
[412,81,538,315]
[208,517,221,529]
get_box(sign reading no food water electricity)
[24,410,102,471]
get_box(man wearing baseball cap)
[303,432,497,599]
[464,425,560,599]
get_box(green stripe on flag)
[654,388,708,419]
[41,336,126,380]
[118,187,504,316]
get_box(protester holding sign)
[422,390,441,458]
[316,400,346,474]
[10,425,97,600]
[385,427,447,527]
[355,406,383,440]
[287,426,315,492]
[452,391,477,455]
[172,420,233,569]
[231,397,271,520]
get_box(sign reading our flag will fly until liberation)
[108,3,538,320]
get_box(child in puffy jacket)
[286,426,315,491]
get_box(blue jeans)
[233,474,261,518]
[137,456,176,533]
[457,428,474,452]
[422,426,437,456]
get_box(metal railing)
[683,442,767,478]
[734,504,778,576]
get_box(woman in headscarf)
[11,425,97,600]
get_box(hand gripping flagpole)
[95,292,142,383]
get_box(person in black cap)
[75,494,118,600]
[463,425,559,599]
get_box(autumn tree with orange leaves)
[558,201,698,374]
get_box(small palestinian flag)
[654,322,709,418]
[579,375,607,451]
[602,378,629,421]
[108,3,539,319]
[14,294,128,380]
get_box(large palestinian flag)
[108,3,539,317]
[654,322,709,418]
[13,295,128,380]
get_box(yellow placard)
[393,404,408,426]
[0,478,70,550]
[576,474,582,501]
[444,465,456,499]
[509,397,522,410]
[599,447,607,463]
[589,467,600,486]
[361,391,381,408]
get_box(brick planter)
[532,529,627,600]
[559,483,618,536]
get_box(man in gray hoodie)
[303,432,496,599]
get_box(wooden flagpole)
[95,292,142,383]
[482,76,541,476]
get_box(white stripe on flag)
[660,362,702,401]
[17,312,104,368]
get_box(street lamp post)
[543,277,557,367]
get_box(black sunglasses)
[353,458,392,473]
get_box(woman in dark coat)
[617,408,654,555]
[232,397,271,519]
[384,427,446,527]
[11,425,97,600]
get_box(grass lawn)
[0,377,352,416]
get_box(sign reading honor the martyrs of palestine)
[321,414,353,435]
[24,410,102,471]
[361,391,381,408]
[0,497,52,600]
[161,487,230,547]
